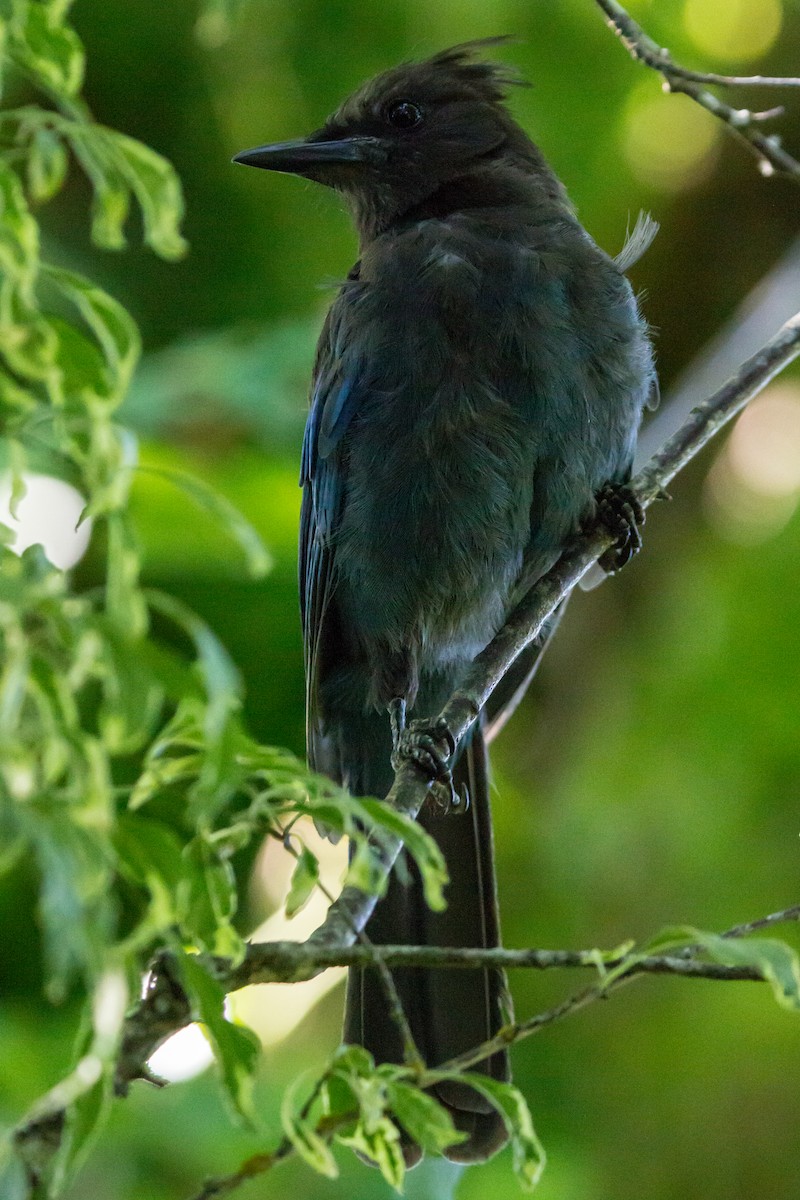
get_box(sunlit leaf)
[99,128,187,260]
[434,1073,546,1188]
[0,159,39,302]
[180,836,242,959]
[176,950,260,1124]
[355,797,448,911]
[105,512,147,637]
[113,813,186,927]
[386,1079,466,1155]
[337,1112,405,1191]
[27,124,68,201]
[281,1072,339,1178]
[43,265,141,399]
[285,845,320,918]
[646,925,800,1013]
[9,0,85,97]
[65,123,130,251]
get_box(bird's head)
[234,39,552,239]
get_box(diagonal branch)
[311,310,800,954]
[594,0,800,179]
[108,311,800,1096]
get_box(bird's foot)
[594,481,645,573]
[390,714,468,816]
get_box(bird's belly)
[336,408,532,689]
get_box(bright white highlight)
[0,472,92,569]
[148,1022,215,1084]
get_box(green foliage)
[0,5,454,1196]
[643,926,800,1013]
[276,1046,545,1194]
[3,4,800,1199]
[176,949,261,1123]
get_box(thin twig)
[187,902,800,1199]
[218,941,778,987]
[594,0,800,179]
[309,310,800,956]
[282,825,424,1071]
[109,311,800,1093]
[436,906,800,1076]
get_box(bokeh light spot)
[623,86,720,191]
[147,1022,215,1084]
[684,0,782,63]
[0,473,91,569]
[703,383,800,544]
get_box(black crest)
[424,37,530,103]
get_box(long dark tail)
[343,725,510,1165]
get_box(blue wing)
[299,305,361,773]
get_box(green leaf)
[113,813,186,929]
[331,1043,375,1077]
[338,1116,405,1191]
[285,845,320,918]
[137,464,272,579]
[105,512,147,637]
[145,590,241,727]
[100,128,188,260]
[386,1079,466,1156]
[176,950,260,1123]
[179,836,242,959]
[43,265,141,400]
[27,124,68,201]
[20,806,115,1000]
[66,124,130,250]
[439,1073,546,1188]
[320,1072,358,1123]
[0,159,39,302]
[128,751,201,810]
[9,0,85,97]
[97,631,164,754]
[356,797,448,911]
[650,925,800,1013]
[280,1072,339,1178]
[6,436,27,518]
[344,837,391,898]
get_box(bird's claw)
[594,481,645,573]
[391,716,467,815]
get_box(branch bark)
[109,311,800,1095]
[594,0,800,179]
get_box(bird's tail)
[343,724,510,1165]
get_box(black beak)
[232,136,385,176]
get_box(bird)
[234,37,656,1166]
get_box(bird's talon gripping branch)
[391,716,463,813]
[595,481,646,572]
[389,696,407,748]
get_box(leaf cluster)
[0,7,452,1196]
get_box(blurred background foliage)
[2,0,800,1197]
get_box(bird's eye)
[383,100,423,130]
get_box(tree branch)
[187,901,800,1200]
[434,906,800,1077]
[110,310,800,1094]
[594,0,800,179]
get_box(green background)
[3,0,800,1197]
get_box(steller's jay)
[235,38,656,1166]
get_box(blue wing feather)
[299,306,361,771]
